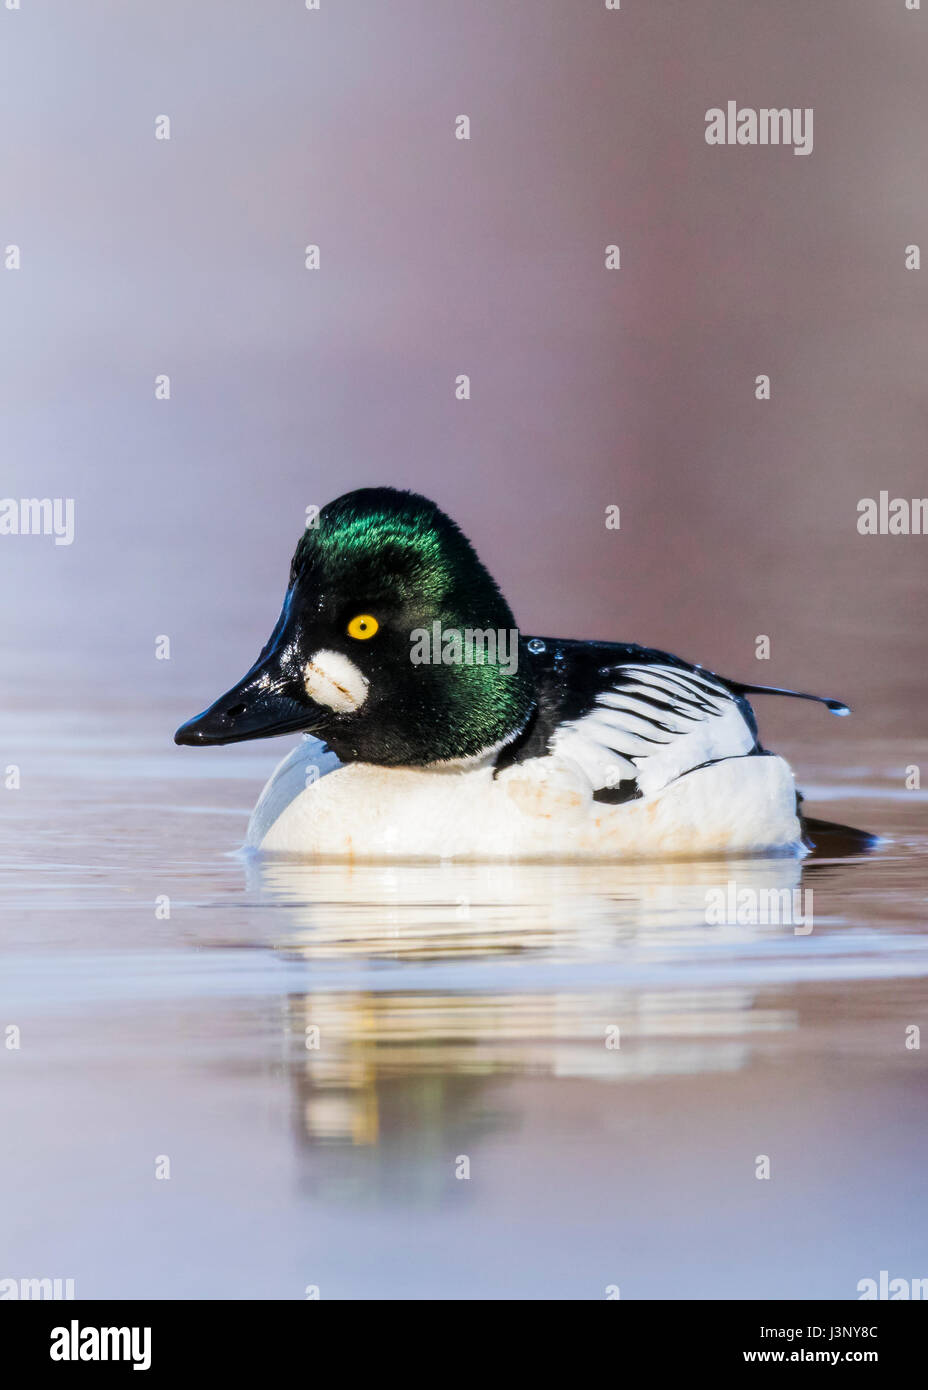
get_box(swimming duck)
[175,487,853,860]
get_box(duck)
[174,486,861,861]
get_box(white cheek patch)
[303,649,370,713]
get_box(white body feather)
[245,736,803,861]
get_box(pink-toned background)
[2,0,925,746]
[1,3,927,1303]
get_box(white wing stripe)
[597,689,698,731]
[578,710,670,755]
[551,662,756,798]
[618,663,729,700]
[616,668,729,713]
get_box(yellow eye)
[347,613,379,640]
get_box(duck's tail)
[795,788,879,857]
[730,680,877,853]
[800,815,881,857]
[728,681,850,716]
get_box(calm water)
[1,706,926,1299]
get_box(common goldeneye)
[175,487,854,860]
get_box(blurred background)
[1,0,925,746]
[1,0,927,1302]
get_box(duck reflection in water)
[239,844,870,1179]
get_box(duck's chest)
[245,740,802,860]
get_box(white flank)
[245,740,802,861]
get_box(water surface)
[1,710,926,1298]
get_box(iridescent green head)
[175,488,536,765]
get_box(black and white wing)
[551,659,759,800]
[498,640,763,803]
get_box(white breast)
[245,739,802,861]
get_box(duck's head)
[174,488,536,766]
